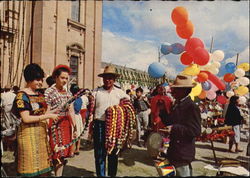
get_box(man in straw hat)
[92,65,130,177]
[163,74,201,177]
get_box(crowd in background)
[1,63,249,177]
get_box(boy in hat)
[164,74,201,177]
[92,65,130,177]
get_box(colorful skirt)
[17,122,52,176]
[48,116,72,160]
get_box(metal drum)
[154,159,176,177]
[146,132,163,158]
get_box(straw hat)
[98,65,120,78]
[171,74,196,88]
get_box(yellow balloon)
[235,86,249,96]
[191,82,202,96]
[189,93,195,101]
[237,63,249,72]
[183,64,200,76]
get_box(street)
[2,127,249,177]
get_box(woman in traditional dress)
[70,84,84,155]
[44,65,77,176]
[12,63,58,176]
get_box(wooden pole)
[210,140,218,165]
[209,36,214,53]
[235,53,239,66]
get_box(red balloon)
[197,72,208,82]
[193,47,210,66]
[201,70,226,90]
[171,6,189,26]
[180,52,193,65]
[176,20,194,39]
[216,95,227,105]
[223,73,235,83]
[185,38,205,57]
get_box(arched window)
[66,43,85,84]
[71,0,80,22]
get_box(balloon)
[176,20,194,39]
[185,37,204,57]
[197,72,208,82]
[237,62,250,72]
[171,43,185,54]
[201,70,226,90]
[211,61,221,68]
[211,50,225,62]
[198,90,207,99]
[171,6,189,26]
[201,81,212,91]
[235,86,249,96]
[183,64,200,76]
[238,96,247,104]
[225,62,236,73]
[206,90,216,100]
[238,77,249,86]
[148,62,166,78]
[193,47,210,66]
[189,93,195,101]
[209,67,219,75]
[234,68,245,78]
[191,82,202,96]
[223,73,235,83]
[160,43,172,55]
[216,95,227,105]
[226,91,234,98]
[210,81,219,92]
[180,52,193,65]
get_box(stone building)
[0,0,102,89]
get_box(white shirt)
[93,86,129,121]
[81,95,89,109]
[1,91,16,112]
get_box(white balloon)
[226,91,234,98]
[238,77,250,86]
[212,61,221,68]
[234,68,245,78]
[238,96,247,104]
[212,50,225,62]
[210,67,219,75]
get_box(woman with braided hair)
[44,65,77,176]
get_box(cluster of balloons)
[171,6,194,39]
[201,50,225,75]
[224,62,249,97]
[171,7,211,70]
[160,42,185,55]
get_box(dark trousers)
[93,120,118,177]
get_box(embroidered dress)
[44,86,72,160]
[12,91,52,176]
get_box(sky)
[102,0,249,79]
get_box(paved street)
[2,127,249,177]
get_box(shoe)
[74,151,80,155]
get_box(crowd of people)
[1,63,249,177]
